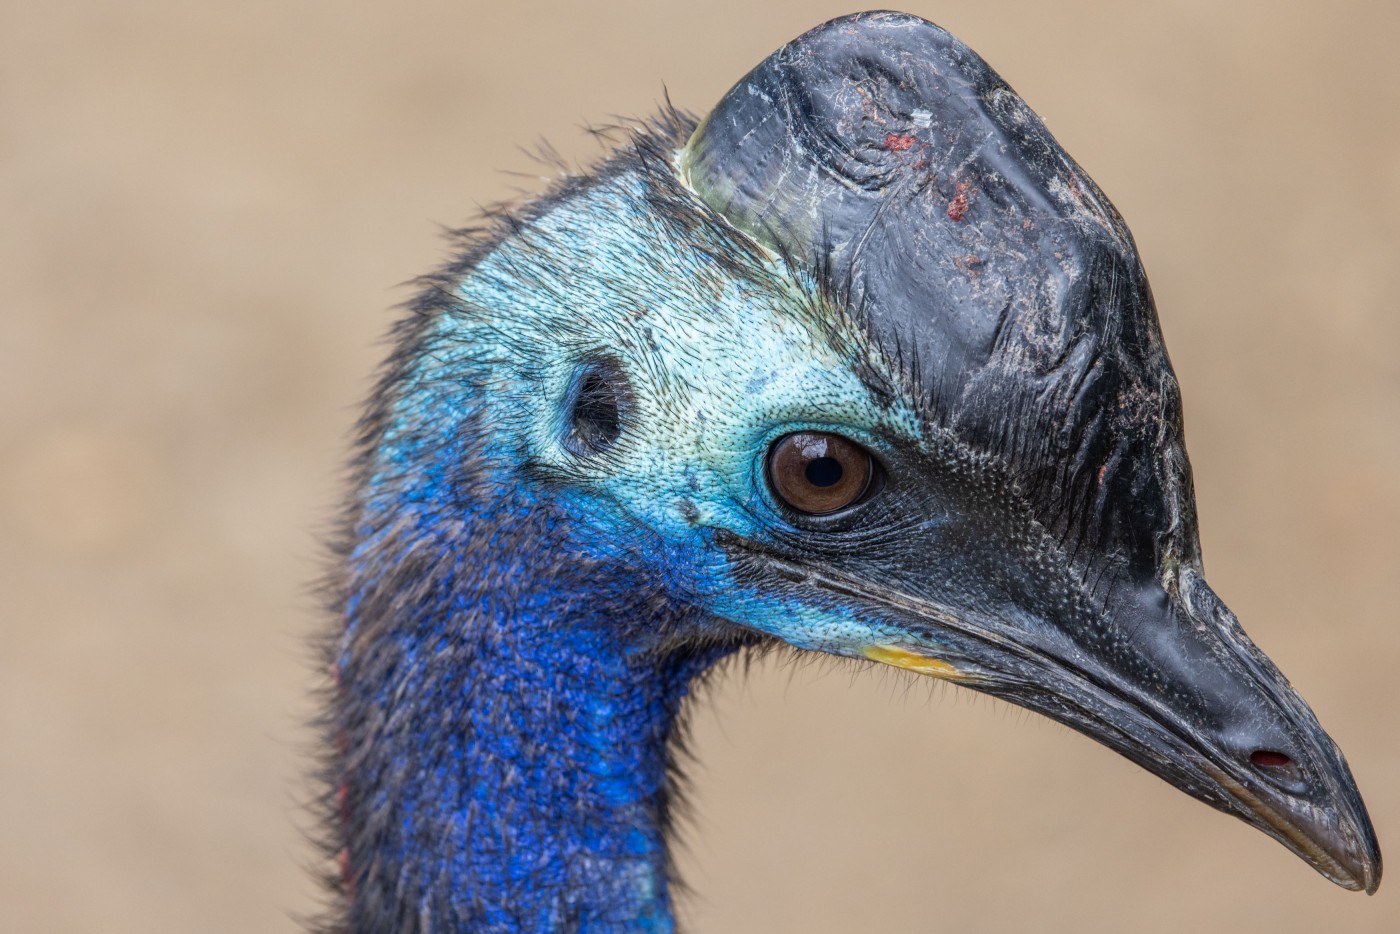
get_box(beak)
[681,7,1381,895]
[752,550,1382,893]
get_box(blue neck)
[335,477,735,932]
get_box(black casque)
[684,11,1381,892]
[685,10,1179,578]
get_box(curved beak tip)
[1327,835,1381,894]
[1349,834,1382,895]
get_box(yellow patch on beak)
[863,644,981,682]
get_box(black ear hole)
[563,362,630,456]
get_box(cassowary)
[322,11,1380,932]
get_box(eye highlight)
[767,432,876,516]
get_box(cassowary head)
[337,11,1379,926]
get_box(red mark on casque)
[947,179,974,222]
[947,193,969,222]
[954,254,984,278]
[884,133,917,152]
[1097,464,1108,485]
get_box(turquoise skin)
[333,120,917,932]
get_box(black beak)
[886,591,1381,893]
[688,9,1381,892]
[745,545,1381,893]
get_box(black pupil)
[804,456,843,488]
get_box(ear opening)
[561,358,633,457]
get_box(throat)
[333,499,734,933]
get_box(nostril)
[1250,749,1293,768]
[1242,746,1310,794]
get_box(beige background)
[3,1,1398,932]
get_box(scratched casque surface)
[2,2,1397,933]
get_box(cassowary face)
[419,12,1378,896]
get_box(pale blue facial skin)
[339,164,947,930]
[438,166,928,658]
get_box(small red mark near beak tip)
[883,133,916,152]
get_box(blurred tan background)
[3,1,1397,931]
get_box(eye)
[767,432,876,516]
[562,361,630,456]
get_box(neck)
[333,480,734,933]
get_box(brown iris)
[767,432,875,515]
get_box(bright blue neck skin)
[338,452,738,932]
